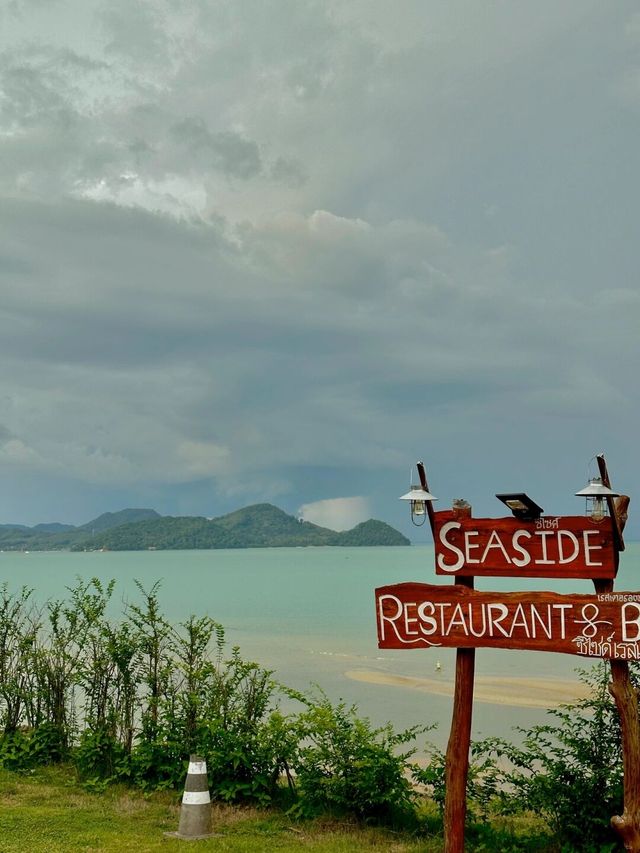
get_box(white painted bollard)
[167,755,215,840]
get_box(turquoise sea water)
[1,543,638,748]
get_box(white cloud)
[0,438,42,465]
[297,497,371,531]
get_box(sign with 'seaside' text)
[433,511,617,579]
[376,583,640,659]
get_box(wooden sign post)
[594,455,640,851]
[376,456,637,852]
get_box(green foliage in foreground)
[286,688,425,822]
[0,579,633,851]
[0,765,556,852]
[0,579,418,821]
[0,765,436,853]
[415,663,628,852]
[476,665,625,852]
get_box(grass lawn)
[0,766,445,852]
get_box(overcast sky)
[1,1,639,539]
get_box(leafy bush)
[414,739,501,824]
[196,651,293,806]
[128,727,185,791]
[0,585,37,736]
[75,725,127,784]
[473,664,624,851]
[287,688,423,823]
[0,723,68,770]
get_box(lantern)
[575,477,619,522]
[399,486,437,526]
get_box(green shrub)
[0,730,33,770]
[128,727,185,791]
[474,664,624,851]
[74,725,127,783]
[288,688,423,823]
[414,739,501,824]
[0,722,68,770]
[201,714,292,805]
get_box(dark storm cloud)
[169,118,263,180]
[0,1,638,530]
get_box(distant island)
[0,504,410,551]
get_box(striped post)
[173,755,214,840]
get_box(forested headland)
[0,504,409,552]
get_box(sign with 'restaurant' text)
[375,583,640,658]
[433,511,617,579]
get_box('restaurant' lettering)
[379,594,574,643]
[376,584,640,659]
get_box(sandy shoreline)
[345,669,590,708]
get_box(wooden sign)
[376,582,640,659]
[433,511,617,579]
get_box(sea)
[2,543,638,750]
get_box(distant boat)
[435,660,442,672]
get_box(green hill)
[71,503,409,551]
[334,519,408,546]
[32,522,76,532]
[0,508,160,551]
[77,508,161,533]
[0,504,408,551]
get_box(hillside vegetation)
[0,579,620,851]
[0,504,409,551]
[74,504,410,551]
[0,509,161,551]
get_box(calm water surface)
[2,544,638,748]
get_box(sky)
[0,1,639,540]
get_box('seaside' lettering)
[436,519,605,574]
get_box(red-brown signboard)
[433,511,617,579]
[376,582,640,659]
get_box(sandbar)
[344,669,590,708]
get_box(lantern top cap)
[399,487,437,502]
[575,477,620,498]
